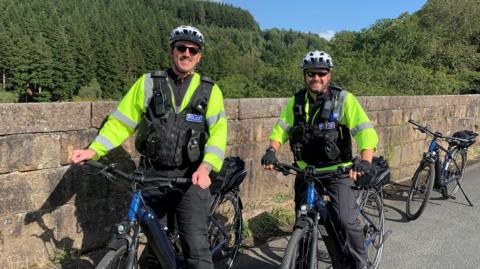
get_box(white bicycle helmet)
[169,25,205,48]
[300,50,333,70]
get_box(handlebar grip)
[85,160,132,180]
[141,176,191,184]
[86,160,107,169]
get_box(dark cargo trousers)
[140,183,214,269]
[294,175,367,269]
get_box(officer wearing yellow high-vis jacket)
[261,50,378,269]
[71,25,226,269]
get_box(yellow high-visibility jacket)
[89,72,227,172]
[269,88,378,171]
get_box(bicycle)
[405,119,478,220]
[276,160,389,269]
[85,158,245,269]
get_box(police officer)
[261,50,378,269]
[71,25,227,269]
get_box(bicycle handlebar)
[86,160,190,185]
[274,162,349,179]
[408,119,473,144]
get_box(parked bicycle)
[406,119,478,220]
[276,158,390,269]
[85,157,246,269]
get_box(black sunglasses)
[306,71,329,78]
[174,44,201,56]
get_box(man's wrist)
[266,145,276,153]
[201,162,213,173]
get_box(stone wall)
[1,95,479,267]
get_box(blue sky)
[220,0,427,40]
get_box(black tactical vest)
[135,71,213,170]
[289,86,352,167]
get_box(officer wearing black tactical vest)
[71,25,227,269]
[261,50,378,269]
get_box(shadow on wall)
[23,147,136,268]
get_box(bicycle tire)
[444,148,467,196]
[358,189,384,269]
[281,224,314,269]
[406,162,435,220]
[96,245,131,269]
[209,192,243,269]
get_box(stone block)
[229,118,276,145]
[376,126,390,150]
[229,143,266,160]
[0,212,57,268]
[0,167,67,216]
[0,133,61,174]
[398,164,419,181]
[0,102,91,135]
[376,109,403,127]
[60,129,98,165]
[238,98,288,119]
[400,142,423,166]
[91,101,117,128]
[388,125,412,146]
[466,105,478,118]
[241,158,294,202]
[224,99,239,120]
[386,145,402,168]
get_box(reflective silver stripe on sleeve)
[351,122,374,137]
[95,135,116,151]
[336,90,348,122]
[204,145,225,161]
[206,111,226,127]
[111,110,137,129]
[143,73,153,108]
[276,118,290,133]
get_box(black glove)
[261,148,278,166]
[352,158,374,187]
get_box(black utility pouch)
[187,129,201,163]
[324,134,341,160]
[135,115,153,155]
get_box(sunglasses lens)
[175,45,199,55]
[307,71,328,78]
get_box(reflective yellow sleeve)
[342,93,378,151]
[269,96,295,145]
[89,75,147,157]
[203,84,227,172]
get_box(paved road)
[234,161,480,269]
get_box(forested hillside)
[0,0,478,102]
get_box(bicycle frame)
[120,190,178,269]
[424,135,461,188]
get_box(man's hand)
[70,149,96,164]
[192,163,211,189]
[261,148,278,170]
[350,158,373,184]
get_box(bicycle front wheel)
[406,162,435,220]
[96,245,130,269]
[209,192,243,269]
[444,148,467,196]
[358,189,384,269]
[281,224,314,269]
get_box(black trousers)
[139,183,214,269]
[294,175,367,269]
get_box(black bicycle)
[86,158,245,269]
[276,160,389,269]
[406,119,477,220]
